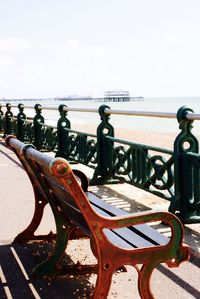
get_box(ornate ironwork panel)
[23,120,35,144]
[64,130,97,167]
[40,125,58,152]
[110,140,174,201]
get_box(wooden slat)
[93,206,154,248]
[87,192,169,246]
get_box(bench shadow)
[0,242,94,299]
[89,184,151,213]
[158,262,200,299]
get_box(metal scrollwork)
[66,132,97,166]
[147,155,174,191]
[23,121,34,144]
[86,139,97,165]
[42,126,58,152]
[113,146,132,176]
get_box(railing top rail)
[106,135,173,154]
[7,105,57,111]
[185,113,200,121]
[1,103,200,120]
[105,109,178,118]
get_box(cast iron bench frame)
[6,135,190,299]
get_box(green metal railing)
[0,102,200,224]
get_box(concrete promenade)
[0,140,200,298]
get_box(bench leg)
[31,209,73,277]
[13,192,49,244]
[138,263,156,299]
[93,266,113,298]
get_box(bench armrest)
[102,210,182,230]
[97,210,187,261]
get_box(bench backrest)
[5,136,97,236]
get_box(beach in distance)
[9,96,200,149]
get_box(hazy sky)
[0,0,200,98]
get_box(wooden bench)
[5,135,190,299]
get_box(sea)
[3,97,200,136]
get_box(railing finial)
[177,106,194,125]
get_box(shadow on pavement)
[0,242,94,299]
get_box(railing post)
[3,103,13,137]
[33,104,44,150]
[91,105,114,184]
[173,106,200,223]
[56,104,71,158]
[0,103,3,133]
[16,103,26,141]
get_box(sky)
[0,0,200,99]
